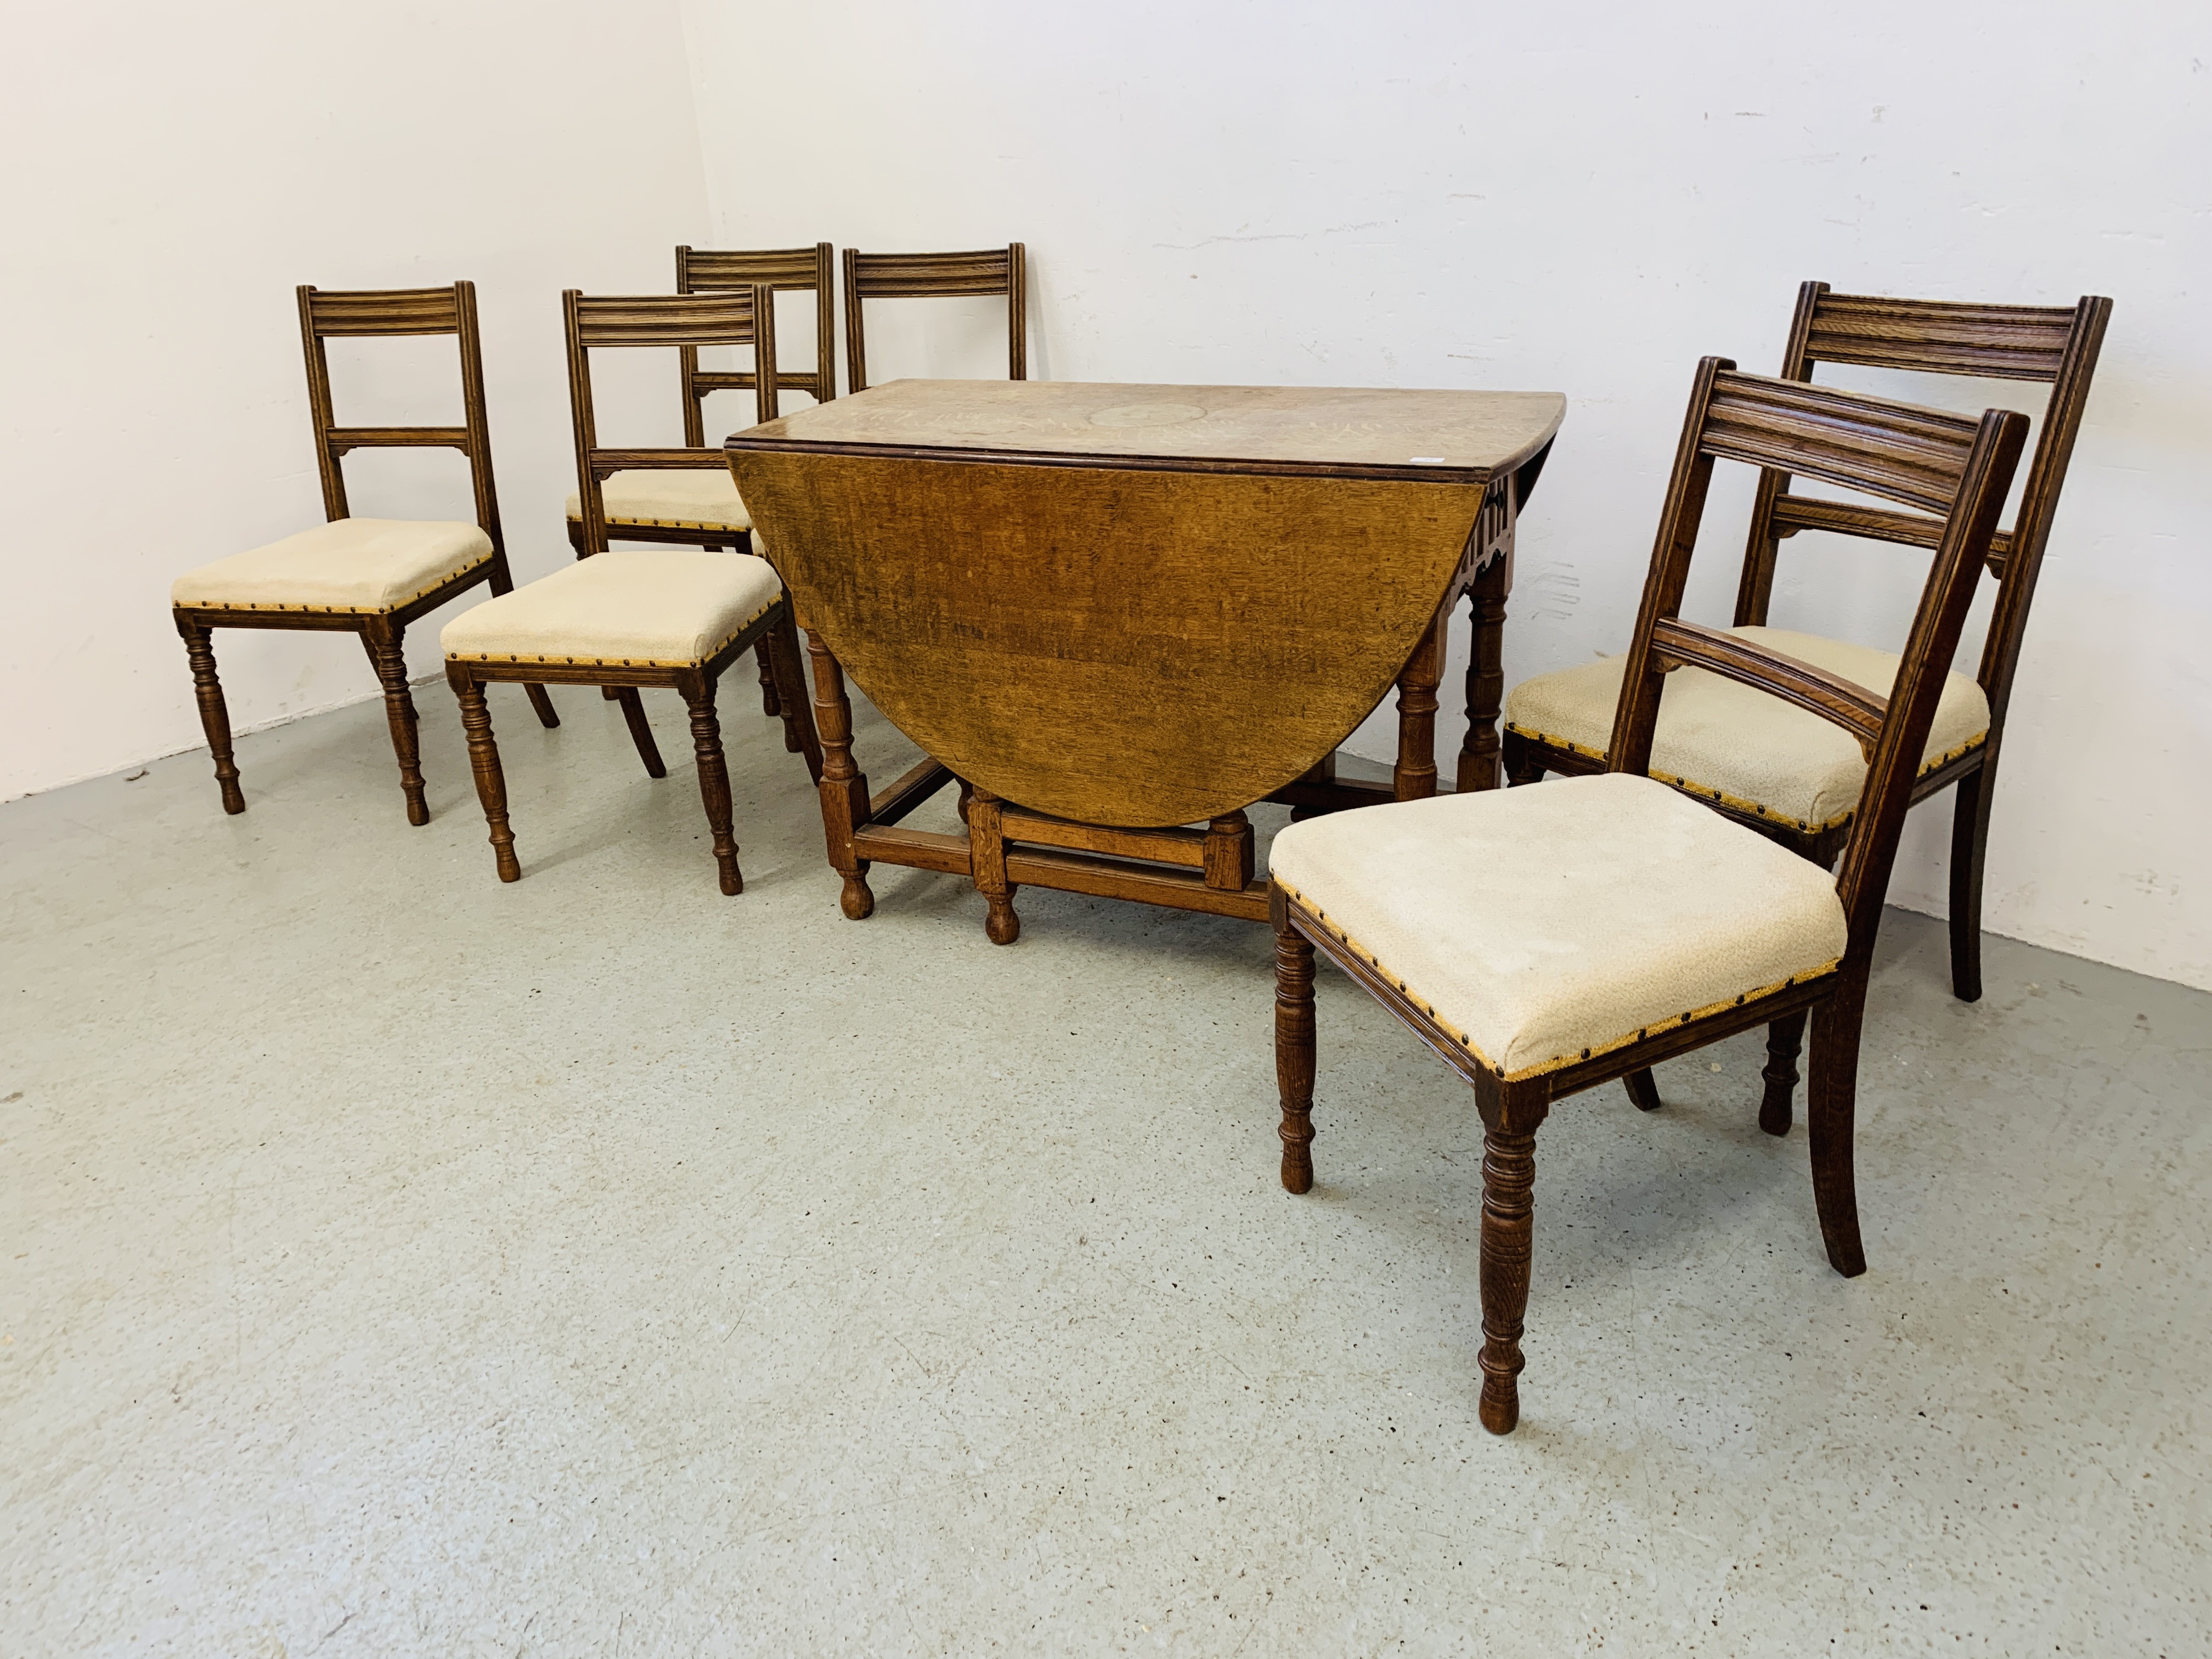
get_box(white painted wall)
[7,0,2206,992]
[0,0,713,802]
[680,0,2212,991]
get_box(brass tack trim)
[446,595,779,671]
[568,512,749,532]
[1277,876,1840,1082]
[1504,720,1988,834]
[179,552,493,616]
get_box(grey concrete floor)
[2,679,2207,1658]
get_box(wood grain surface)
[733,378,1564,482]
[731,450,1496,827]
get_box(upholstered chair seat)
[1268,772,1848,1081]
[171,518,493,616]
[441,548,782,670]
[1503,626,1990,832]
[562,469,751,534]
[439,544,816,896]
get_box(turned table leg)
[1392,606,1446,802]
[1456,556,1509,793]
[967,787,1019,945]
[806,629,874,920]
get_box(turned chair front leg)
[1476,1109,1543,1435]
[1759,1011,1808,1136]
[1273,917,1318,1194]
[449,669,519,882]
[680,674,742,896]
[176,617,245,815]
[362,622,430,826]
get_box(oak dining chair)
[562,252,805,718]
[1502,286,2110,1134]
[171,282,555,825]
[562,289,815,762]
[563,283,779,562]
[561,244,833,558]
[840,244,1027,394]
[1268,360,2027,1433]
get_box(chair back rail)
[1647,617,1888,756]
[840,244,1027,394]
[1610,360,2028,958]
[677,242,836,445]
[295,281,501,549]
[1734,283,2111,729]
[563,287,777,557]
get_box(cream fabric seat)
[170,518,492,615]
[441,548,782,669]
[1268,773,1847,1081]
[564,469,751,533]
[1503,626,1989,832]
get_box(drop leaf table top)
[726,377,1564,937]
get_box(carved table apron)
[726,379,1564,942]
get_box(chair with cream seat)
[1502,285,2110,1063]
[840,244,1027,394]
[441,547,821,892]
[563,286,821,755]
[172,283,555,823]
[1269,361,2027,1433]
[561,244,833,558]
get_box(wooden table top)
[727,379,1565,827]
[730,379,1564,484]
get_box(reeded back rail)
[840,244,1027,394]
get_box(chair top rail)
[303,285,464,337]
[1703,371,1985,518]
[844,247,1017,297]
[679,244,831,291]
[1805,292,2080,382]
[569,291,761,348]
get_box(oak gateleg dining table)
[725,379,1564,942]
